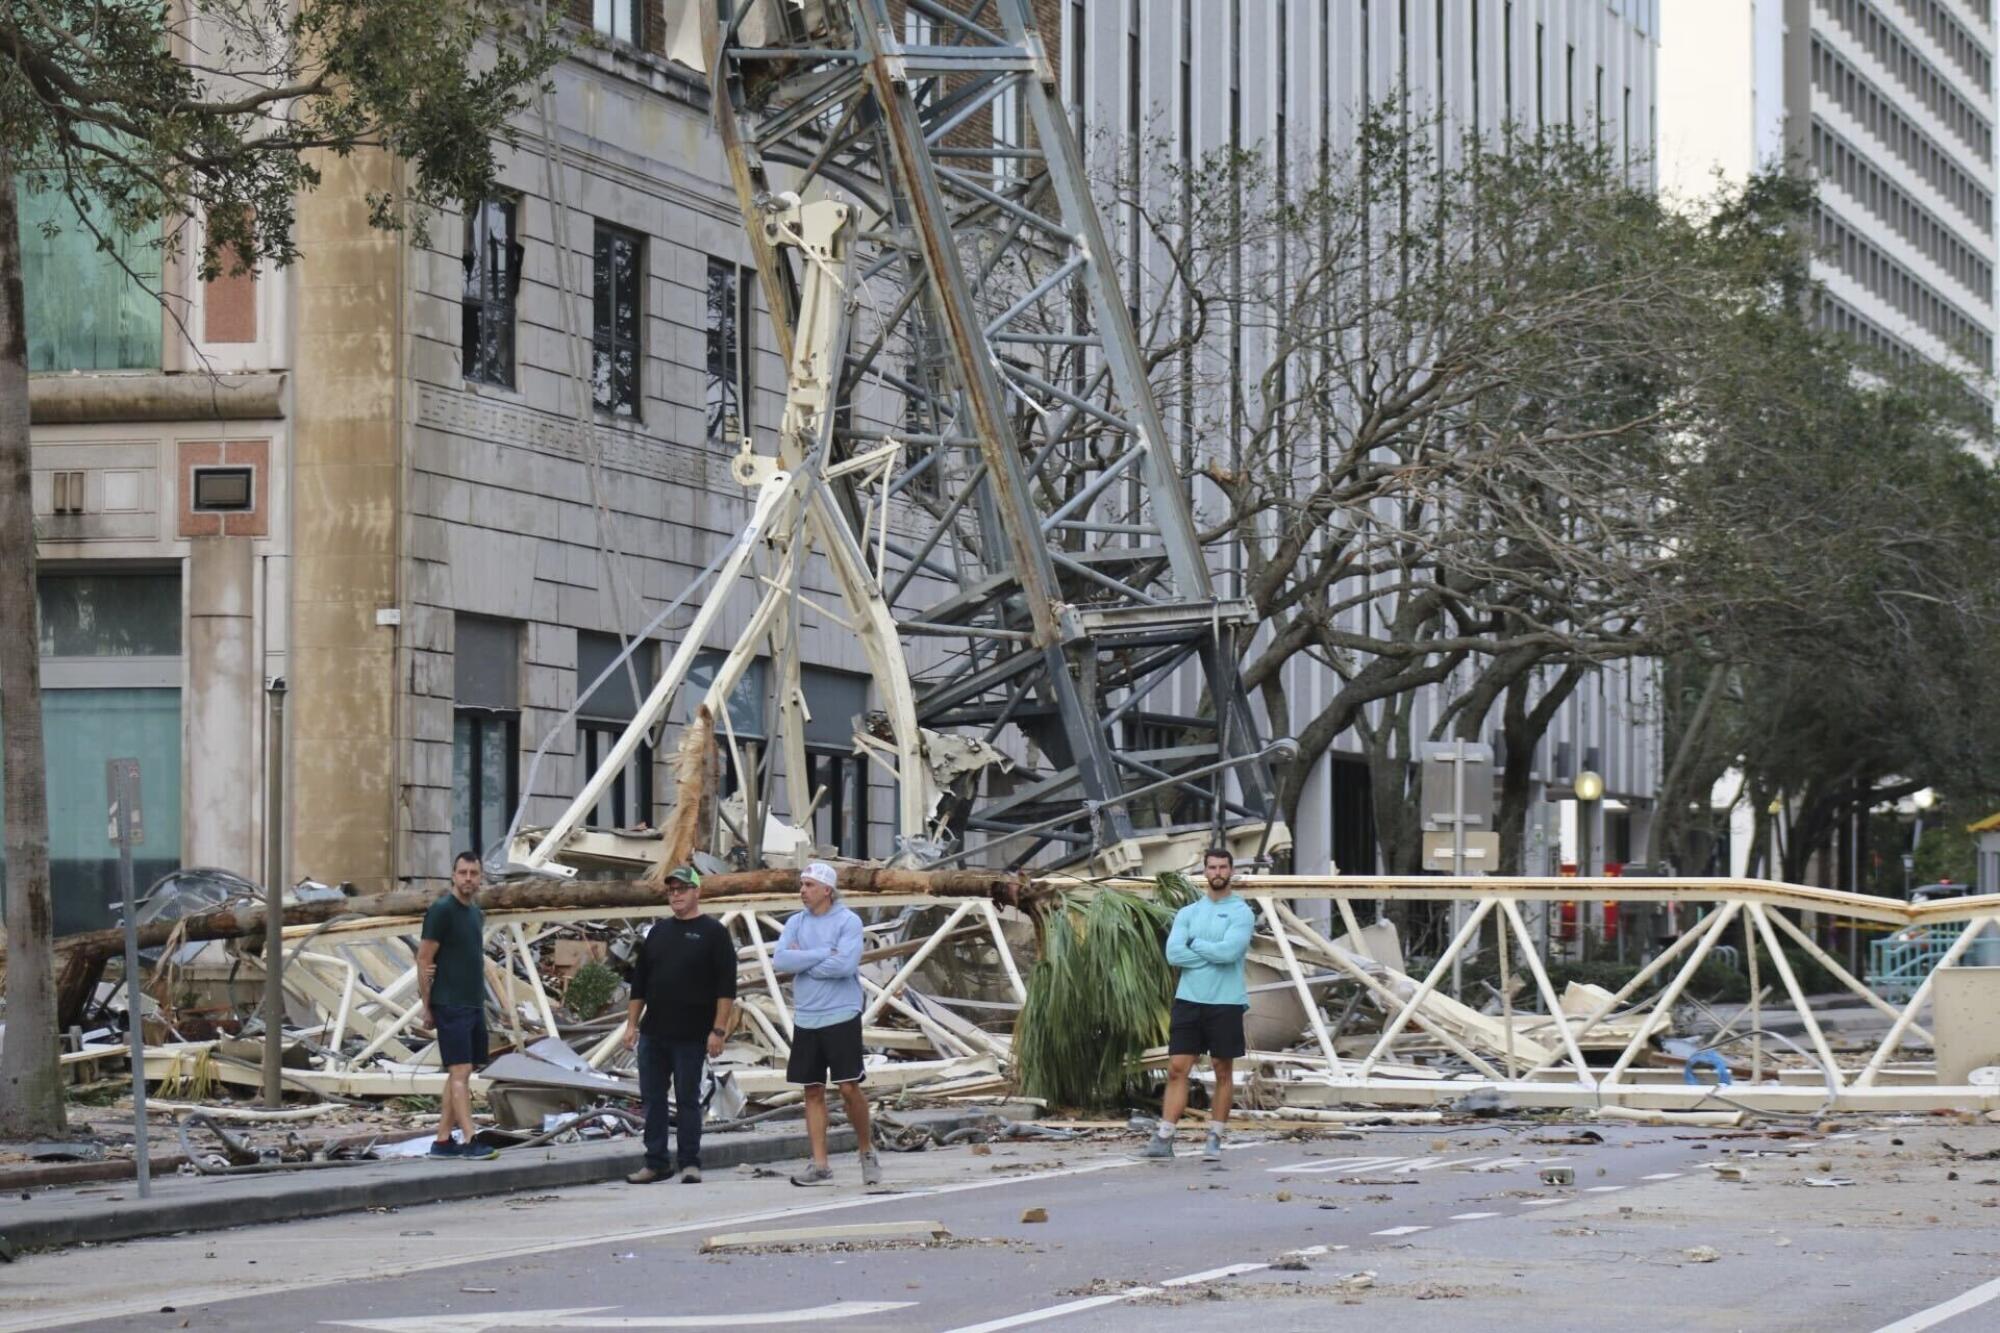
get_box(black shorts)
[786,1016,865,1087]
[1168,999,1247,1059]
[434,1003,489,1069]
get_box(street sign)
[105,757,144,845]
[1424,831,1501,871]
[1419,742,1493,832]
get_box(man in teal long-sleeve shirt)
[1146,848,1254,1164]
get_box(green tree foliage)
[0,0,563,1138]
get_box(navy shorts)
[434,1003,489,1069]
[1168,999,1247,1059]
[786,1016,865,1086]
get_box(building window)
[593,0,641,45]
[801,668,871,858]
[592,222,643,418]
[8,572,184,934]
[705,257,754,444]
[17,181,161,372]
[452,615,520,858]
[462,199,520,388]
[576,631,654,830]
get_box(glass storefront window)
[3,570,184,932]
[38,572,183,657]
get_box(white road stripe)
[1518,1199,1564,1207]
[1398,1156,1493,1173]
[1584,1185,1626,1193]
[1641,1172,1682,1181]
[1371,1225,1431,1236]
[1873,1274,2000,1333]
[328,1301,917,1332]
[1268,1155,1412,1175]
[942,1261,1270,1332]
[8,1156,1146,1333]
[942,1294,1144,1333]
[1451,1212,1502,1220]
[942,1244,1354,1331]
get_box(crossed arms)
[773,911,863,979]
[1165,907,1252,969]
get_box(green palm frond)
[1014,873,1198,1109]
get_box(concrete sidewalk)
[0,1110,978,1255]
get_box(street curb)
[0,1115,964,1254]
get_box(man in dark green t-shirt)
[419,851,492,1159]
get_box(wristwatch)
[710,1026,727,1037]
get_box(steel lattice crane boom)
[520,0,1289,880]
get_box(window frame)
[704,256,756,446]
[592,220,645,420]
[453,708,521,859]
[462,197,522,389]
[592,0,643,46]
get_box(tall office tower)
[1062,2,1664,876]
[1662,0,1997,378]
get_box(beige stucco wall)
[288,148,404,893]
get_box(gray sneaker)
[1201,1130,1223,1163]
[790,1163,835,1187]
[678,1165,702,1184]
[1141,1133,1175,1160]
[860,1152,883,1187]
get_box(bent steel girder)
[707,0,1280,871]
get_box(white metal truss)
[142,876,2000,1114]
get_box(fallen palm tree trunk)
[31,865,1035,1030]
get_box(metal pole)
[1450,739,1467,999]
[112,763,151,1199]
[1848,806,1861,976]
[263,678,288,1108]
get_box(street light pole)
[263,677,288,1108]
[1575,770,1603,957]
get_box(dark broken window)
[462,198,520,388]
[592,221,643,418]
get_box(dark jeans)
[637,1034,706,1171]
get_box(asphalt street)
[10,1122,2000,1332]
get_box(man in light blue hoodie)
[773,861,882,1187]
[1146,847,1254,1164]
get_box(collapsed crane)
[514,0,1290,880]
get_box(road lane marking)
[1267,1155,1410,1174]
[1641,1172,1682,1180]
[1371,1225,1431,1236]
[1584,1185,1626,1193]
[1873,1274,2000,1333]
[1451,1212,1502,1220]
[1518,1199,1564,1207]
[941,1248,1346,1331]
[1398,1156,1493,1172]
[326,1301,917,1332]
[5,1155,1148,1333]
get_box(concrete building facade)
[1063,1,1666,877]
[1661,0,1996,378]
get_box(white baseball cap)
[801,861,839,889]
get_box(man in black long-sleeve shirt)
[622,866,737,1183]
